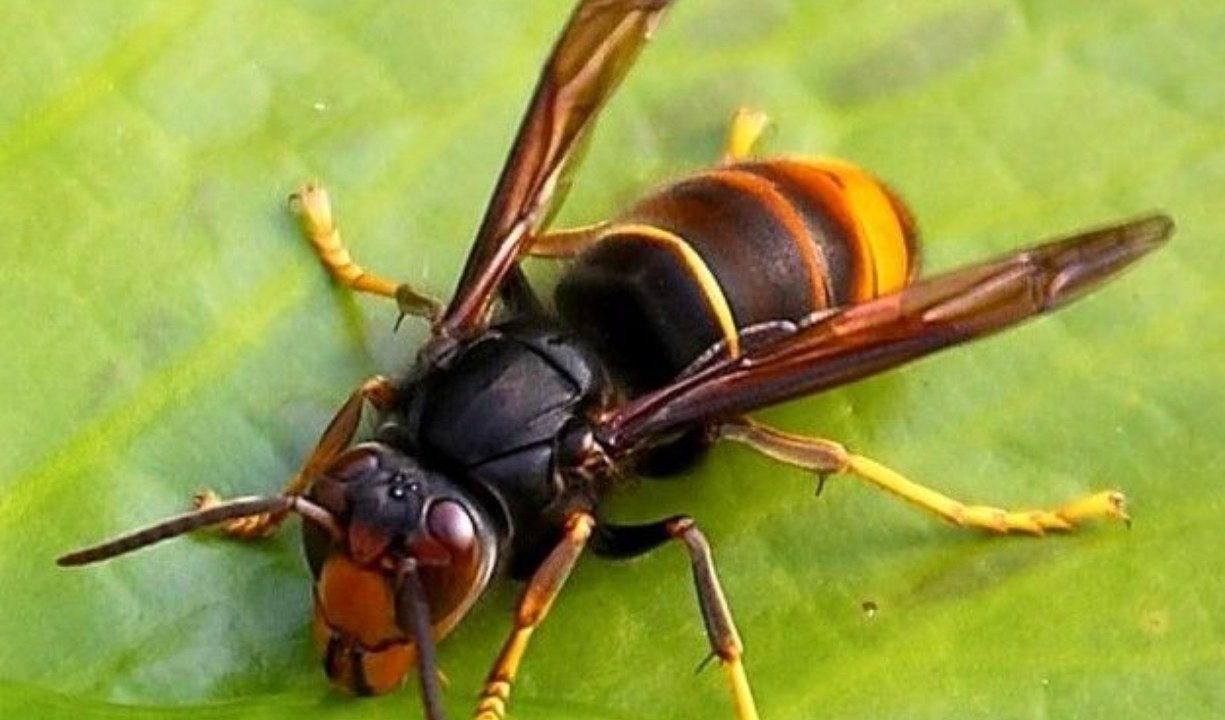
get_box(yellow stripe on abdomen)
[596,223,742,357]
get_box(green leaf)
[3,1,1222,718]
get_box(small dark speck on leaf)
[1141,609,1169,637]
[861,600,878,619]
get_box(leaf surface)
[2,1,1222,718]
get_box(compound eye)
[329,449,379,484]
[425,500,476,555]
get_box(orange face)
[308,494,498,695]
[313,553,417,695]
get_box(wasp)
[59,1,1173,719]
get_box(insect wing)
[439,0,673,339]
[599,214,1173,452]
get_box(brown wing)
[598,214,1173,454]
[437,0,674,340]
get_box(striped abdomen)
[555,158,920,396]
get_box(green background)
[2,0,1221,718]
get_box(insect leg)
[524,222,610,258]
[591,516,759,720]
[719,417,1128,534]
[722,106,770,163]
[290,184,444,322]
[195,376,396,538]
[474,511,595,720]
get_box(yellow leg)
[666,517,759,720]
[589,516,759,720]
[474,512,595,720]
[719,418,1128,534]
[195,376,396,538]
[525,222,609,258]
[722,107,771,163]
[290,184,443,322]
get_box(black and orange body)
[56,2,1172,720]
[557,159,919,397]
